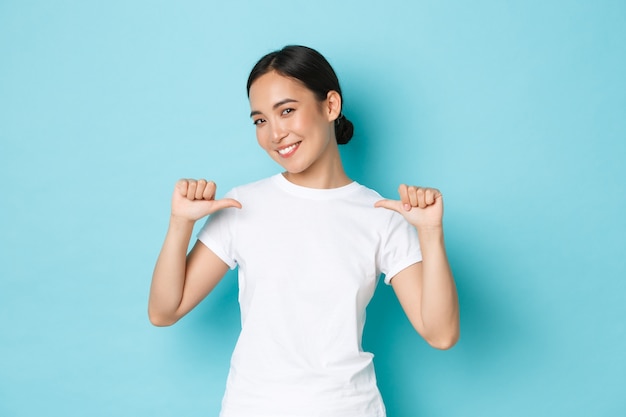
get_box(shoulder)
[351,183,411,227]
[340,183,401,225]
[226,175,278,197]
[220,175,286,212]
[343,182,388,212]
[351,183,383,203]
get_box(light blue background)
[1,1,624,416]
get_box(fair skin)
[149,70,459,349]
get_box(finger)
[416,187,427,208]
[408,186,420,208]
[195,179,207,200]
[397,184,411,211]
[374,199,403,213]
[424,188,437,206]
[202,181,217,201]
[175,179,189,196]
[212,198,242,211]
[186,180,198,200]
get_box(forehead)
[248,71,314,109]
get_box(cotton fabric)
[198,174,422,417]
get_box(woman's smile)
[277,141,301,157]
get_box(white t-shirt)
[198,174,422,417]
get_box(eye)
[252,118,266,126]
[281,108,294,115]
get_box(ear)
[325,90,342,121]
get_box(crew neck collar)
[272,173,360,200]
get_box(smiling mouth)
[277,141,301,157]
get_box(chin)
[272,158,309,174]
[282,166,309,175]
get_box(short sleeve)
[379,211,422,285]
[196,189,239,270]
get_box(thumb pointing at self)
[212,198,242,211]
[374,199,410,213]
[375,185,444,229]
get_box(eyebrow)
[250,98,298,117]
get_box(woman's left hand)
[375,184,443,229]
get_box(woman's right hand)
[171,179,242,222]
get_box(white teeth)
[278,143,298,155]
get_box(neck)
[283,143,351,189]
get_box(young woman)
[149,45,459,417]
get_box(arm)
[148,179,241,327]
[375,185,460,349]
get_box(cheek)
[290,111,316,134]
[255,128,269,149]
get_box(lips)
[277,141,301,157]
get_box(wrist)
[415,224,445,243]
[169,214,196,229]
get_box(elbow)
[423,325,460,350]
[427,334,459,350]
[148,309,179,327]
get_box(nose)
[271,121,288,144]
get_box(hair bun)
[335,115,354,145]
